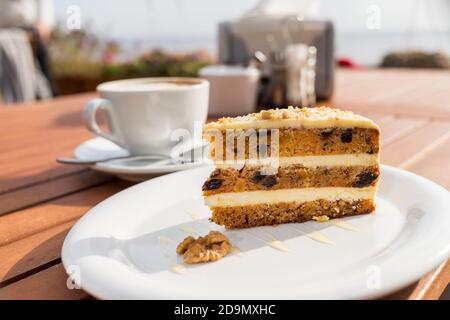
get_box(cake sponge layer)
[203,165,380,195]
[210,199,375,229]
[207,127,380,160]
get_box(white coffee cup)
[83,77,209,156]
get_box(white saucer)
[74,137,211,182]
[62,165,450,299]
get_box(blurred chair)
[0,28,52,105]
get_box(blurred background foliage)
[48,26,214,94]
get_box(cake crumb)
[312,215,330,223]
[176,231,232,264]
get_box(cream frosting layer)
[204,118,378,130]
[204,107,379,131]
[214,154,379,169]
[204,187,376,207]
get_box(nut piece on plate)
[176,231,232,264]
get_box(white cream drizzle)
[231,246,244,257]
[158,239,189,275]
[268,240,290,252]
[158,236,176,245]
[185,210,204,221]
[287,224,334,245]
[179,225,199,235]
[331,220,358,231]
[170,264,188,275]
[307,231,335,245]
[240,230,290,253]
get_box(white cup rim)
[97,77,209,93]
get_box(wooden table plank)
[0,181,131,247]
[402,135,450,189]
[0,181,132,285]
[381,121,450,167]
[379,117,428,146]
[333,69,450,119]
[0,92,122,217]
[410,260,450,300]
[0,170,114,216]
[0,222,73,284]
[360,113,395,127]
[0,93,97,195]
[0,264,89,300]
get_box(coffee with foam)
[101,79,201,92]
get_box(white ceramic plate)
[62,165,450,299]
[74,137,210,181]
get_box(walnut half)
[176,231,232,264]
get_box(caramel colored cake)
[202,106,380,229]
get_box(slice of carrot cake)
[202,106,380,229]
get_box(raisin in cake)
[202,106,380,229]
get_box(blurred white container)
[199,65,260,116]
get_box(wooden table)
[0,69,449,300]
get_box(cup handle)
[83,98,125,148]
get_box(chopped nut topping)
[204,106,377,131]
[260,110,273,120]
[176,231,232,264]
[282,111,290,119]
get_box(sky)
[53,0,450,40]
[54,0,258,39]
[52,0,450,65]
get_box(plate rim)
[61,164,450,300]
